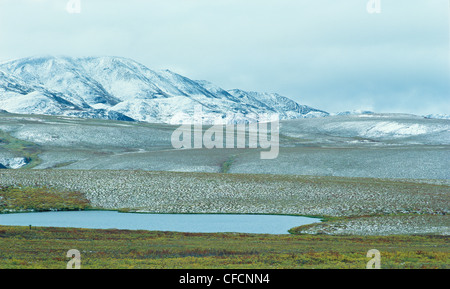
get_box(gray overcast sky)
[0,0,449,114]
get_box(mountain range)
[0,56,328,124]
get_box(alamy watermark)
[66,0,81,14]
[366,249,381,269]
[66,249,81,269]
[66,0,382,15]
[170,105,279,160]
[367,0,381,14]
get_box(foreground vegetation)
[0,225,448,269]
[0,185,90,213]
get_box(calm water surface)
[0,211,321,234]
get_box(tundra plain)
[0,112,448,268]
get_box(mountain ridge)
[0,55,328,124]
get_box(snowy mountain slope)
[227,89,328,119]
[0,56,328,123]
[0,70,81,115]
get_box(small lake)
[0,211,320,234]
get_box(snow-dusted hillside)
[424,114,450,120]
[0,56,328,123]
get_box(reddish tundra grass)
[0,225,448,269]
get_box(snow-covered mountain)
[0,56,328,124]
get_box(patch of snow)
[0,157,28,169]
